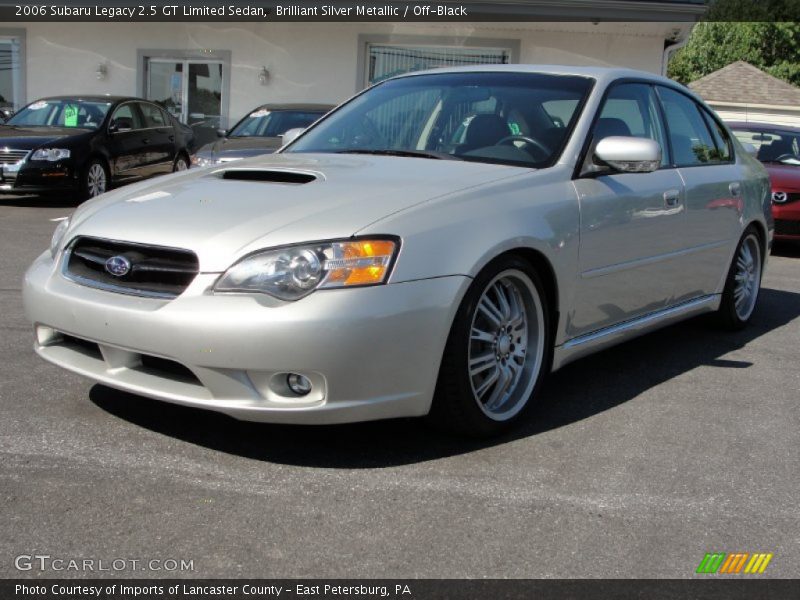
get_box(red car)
[729,121,800,242]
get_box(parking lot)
[1,194,798,579]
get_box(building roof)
[689,61,800,107]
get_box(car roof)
[33,95,143,104]
[726,121,800,133]
[390,64,682,87]
[249,103,335,112]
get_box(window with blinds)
[367,44,511,86]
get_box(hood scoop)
[219,168,317,184]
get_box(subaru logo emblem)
[772,191,788,204]
[104,255,131,277]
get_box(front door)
[145,58,223,147]
[106,102,149,183]
[569,82,686,339]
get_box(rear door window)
[656,87,720,166]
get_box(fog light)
[287,373,312,396]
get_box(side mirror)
[594,136,661,173]
[280,127,305,146]
[216,128,227,138]
[740,142,758,157]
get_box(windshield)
[8,99,112,130]
[285,72,593,168]
[733,127,800,165]
[230,109,326,137]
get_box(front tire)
[81,159,109,200]
[716,227,763,330]
[428,256,551,436]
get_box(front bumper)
[0,162,79,194]
[24,251,468,424]
[772,201,800,240]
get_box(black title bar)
[0,0,711,22]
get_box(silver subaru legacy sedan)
[24,66,772,436]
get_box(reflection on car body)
[24,66,772,436]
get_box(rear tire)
[172,154,189,172]
[716,226,763,330]
[427,255,552,437]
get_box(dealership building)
[0,1,705,132]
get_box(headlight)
[214,238,399,301]
[191,155,216,167]
[32,148,71,161]
[49,217,71,258]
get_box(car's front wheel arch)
[427,251,555,436]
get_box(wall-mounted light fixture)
[258,66,270,85]
[96,63,107,80]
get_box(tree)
[668,1,800,86]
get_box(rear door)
[570,82,686,338]
[655,86,743,302]
[137,102,176,175]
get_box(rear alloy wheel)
[717,227,763,330]
[82,159,108,199]
[173,155,189,172]
[429,256,550,436]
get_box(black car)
[0,96,194,199]
[191,103,333,166]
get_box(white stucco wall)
[16,21,689,124]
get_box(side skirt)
[551,294,721,371]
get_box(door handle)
[663,189,681,207]
[168,135,175,141]
[142,138,150,144]
[729,182,741,197]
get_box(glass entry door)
[145,58,223,146]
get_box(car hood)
[763,162,800,191]
[0,125,93,149]
[68,152,520,272]
[197,136,282,160]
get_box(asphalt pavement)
[1,194,798,579]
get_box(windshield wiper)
[336,149,460,160]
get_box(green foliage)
[668,1,800,87]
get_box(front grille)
[775,219,800,236]
[0,149,28,164]
[64,237,199,298]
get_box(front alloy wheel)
[429,256,550,436]
[469,271,544,421]
[83,160,108,199]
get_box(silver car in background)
[24,66,772,436]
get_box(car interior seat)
[593,117,632,140]
[757,137,794,162]
[459,114,511,152]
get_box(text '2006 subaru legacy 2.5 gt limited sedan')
[24,66,772,436]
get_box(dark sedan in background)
[191,103,333,167]
[0,96,194,199]
[730,121,800,242]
